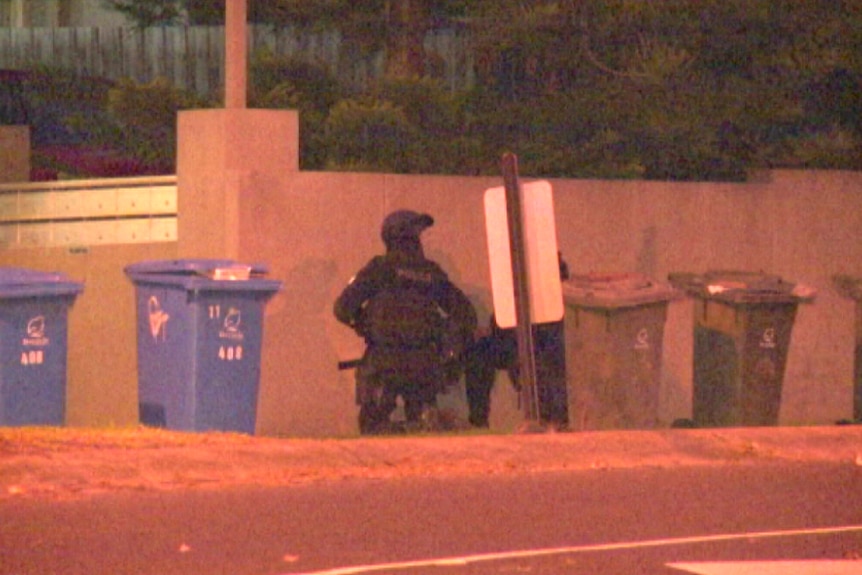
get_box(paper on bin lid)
[205,265,252,281]
[706,282,748,295]
[562,272,679,309]
[703,270,790,296]
[790,283,817,301]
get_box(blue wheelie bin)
[0,268,83,426]
[125,259,282,434]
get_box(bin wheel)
[835,418,862,426]
[671,418,698,429]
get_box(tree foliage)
[104,77,211,168]
[92,0,862,179]
[457,0,862,179]
[100,0,184,28]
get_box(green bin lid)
[833,275,862,301]
[0,267,84,299]
[562,272,679,309]
[668,270,816,303]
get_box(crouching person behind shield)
[334,210,477,434]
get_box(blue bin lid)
[124,259,282,294]
[0,267,84,299]
[124,258,269,276]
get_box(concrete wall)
[2,142,860,435]
[225,169,862,436]
[0,126,29,183]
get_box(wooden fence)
[0,25,475,96]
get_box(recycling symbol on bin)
[147,296,170,341]
[219,307,243,340]
[225,308,241,330]
[759,327,776,349]
[22,315,49,346]
[634,328,650,350]
[27,316,46,339]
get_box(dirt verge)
[1,425,861,501]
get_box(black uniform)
[464,318,568,428]
[334,210,477,434]
[464,253,570,428]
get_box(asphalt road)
[2,460,861,575]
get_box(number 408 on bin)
[211,304,246,362]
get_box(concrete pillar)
[225,0,247,109]
[175,109,299,259]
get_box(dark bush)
[322,98,416,172]
[105,76,210,171]
[249,50,342,169]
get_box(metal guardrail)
[0,175,177,248]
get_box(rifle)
[337,358,363,370]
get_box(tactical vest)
[363,263,446,348]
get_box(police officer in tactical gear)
[464,252,570,429]
[334,210,477,434]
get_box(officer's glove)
[352,311,370,339]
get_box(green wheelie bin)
[562,273,679,430]
[670,270,816,427]
[833,274,862,423]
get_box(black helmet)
[381,210,434,244]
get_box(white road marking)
[280,524,862,575]
[668,560,862,575]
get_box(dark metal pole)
[501,152,540,422]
